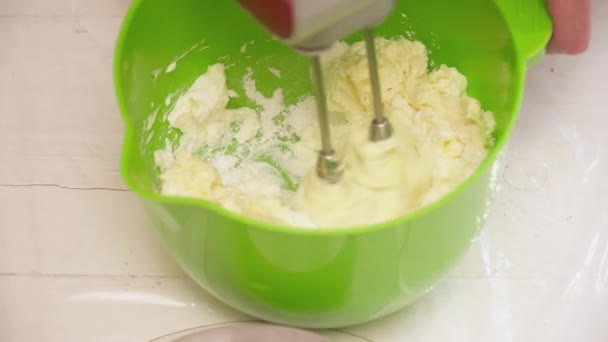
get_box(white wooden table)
[1,1,606,341]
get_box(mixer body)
[237,0,395,54]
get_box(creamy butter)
[154,37,495,228]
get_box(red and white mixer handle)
[237,0,395,54]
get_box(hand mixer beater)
[237,0,396,183]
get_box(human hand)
[547,0,591,54]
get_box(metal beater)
[237,0,396,183]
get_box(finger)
[546,0,591,54]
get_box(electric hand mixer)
[237,0,396,183]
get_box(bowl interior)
[115,0,521,220]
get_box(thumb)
[546,0,591,54]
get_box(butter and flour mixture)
[153,37,495,228]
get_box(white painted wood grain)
[0,0,130,17]
[0,15,125,189]
[0,275,248,342]
[0,186,183,276]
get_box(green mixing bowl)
[114,0,551,328]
